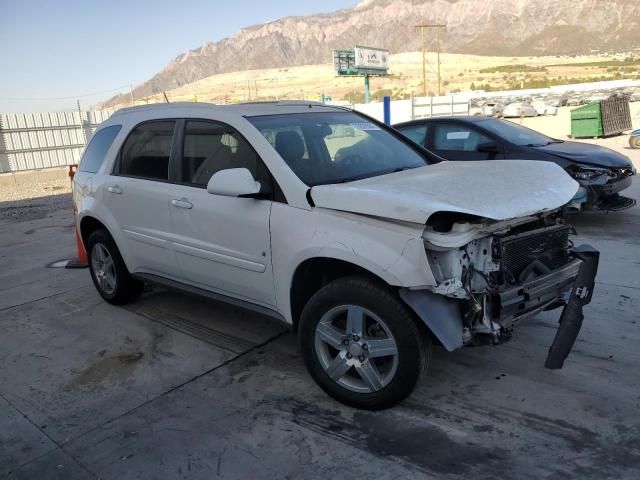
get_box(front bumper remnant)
[545,244,600,369]
[498,259,581,325]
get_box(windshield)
[249,111,429,186]
[479,118,558,146]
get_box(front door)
[103,120,179,277]
[169,119,276,307]
[428,122,505,161]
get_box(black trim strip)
[132,273,289,326]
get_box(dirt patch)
[69,351,144,387]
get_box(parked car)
[74,102,597,409]
[531,101,557,116]
[630,129,640,149]
[394,116,636,212]
[566,96,588,107]
[481,102,503,117]
[501,102,538,118]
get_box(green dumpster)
[571,102,603,138]
[570,96,632,138]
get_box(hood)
[311,160,578,225]
[535,141,632,168]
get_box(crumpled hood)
[311,160,578,224]
[535,141,632,168]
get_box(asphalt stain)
[283,399,509,476]
[69,351,144,387]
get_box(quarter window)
[79,125,121,173]
[181,121,260,187]
[398,124,428,147]
[432,123,493,152]
[118,121,176,181]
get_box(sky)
[0,0,357,112]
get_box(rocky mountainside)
[104,0,640,106]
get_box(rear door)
[427,121,506,161]
[169,119,276,307]
[103,120,180,277]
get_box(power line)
[0,84,131,101]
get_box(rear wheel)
[629,135,640,149]
[87,229,143,305]
[299,276,430,410]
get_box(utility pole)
[414,23,446,96]
[436,27,442,95]
[129,84,134,105]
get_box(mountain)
[103,0,640,106]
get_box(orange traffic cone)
[67,164,88,269]
[65,217,88,269]
[48,165,88,269]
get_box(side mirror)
[477,142,501,154]
[206,168,262,197]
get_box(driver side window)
[181,121,259,188]
[432,123,493,152]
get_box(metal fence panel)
[0,109,114,173]
[412,96,470,119]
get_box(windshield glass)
[479,118,556,146]
[249,111,428,186]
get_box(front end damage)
[566,165,636,212]
[401,212,599,369]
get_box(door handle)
[107,185,122,194]
[171,198,193,209]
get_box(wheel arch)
[289,256,398,332]
[79,215,109,248]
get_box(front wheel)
[630,135,640,149]
[299,276,430,410]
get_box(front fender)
[270,204,436,323]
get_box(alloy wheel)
[314,305,399,393]
[91,243,117,295]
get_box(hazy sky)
[0,0,357,112]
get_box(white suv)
[73,102,598,409]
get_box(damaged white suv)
[74,102,599,410]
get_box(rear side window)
[118,121,176,181]
[78,125,121,173]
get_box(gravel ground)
[0,179,71,223]
[0,178,71,203]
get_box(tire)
[87,229,143,305]
[630,136,640,150]
[298,276,430,410]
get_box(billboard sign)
[354,46,389,72]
